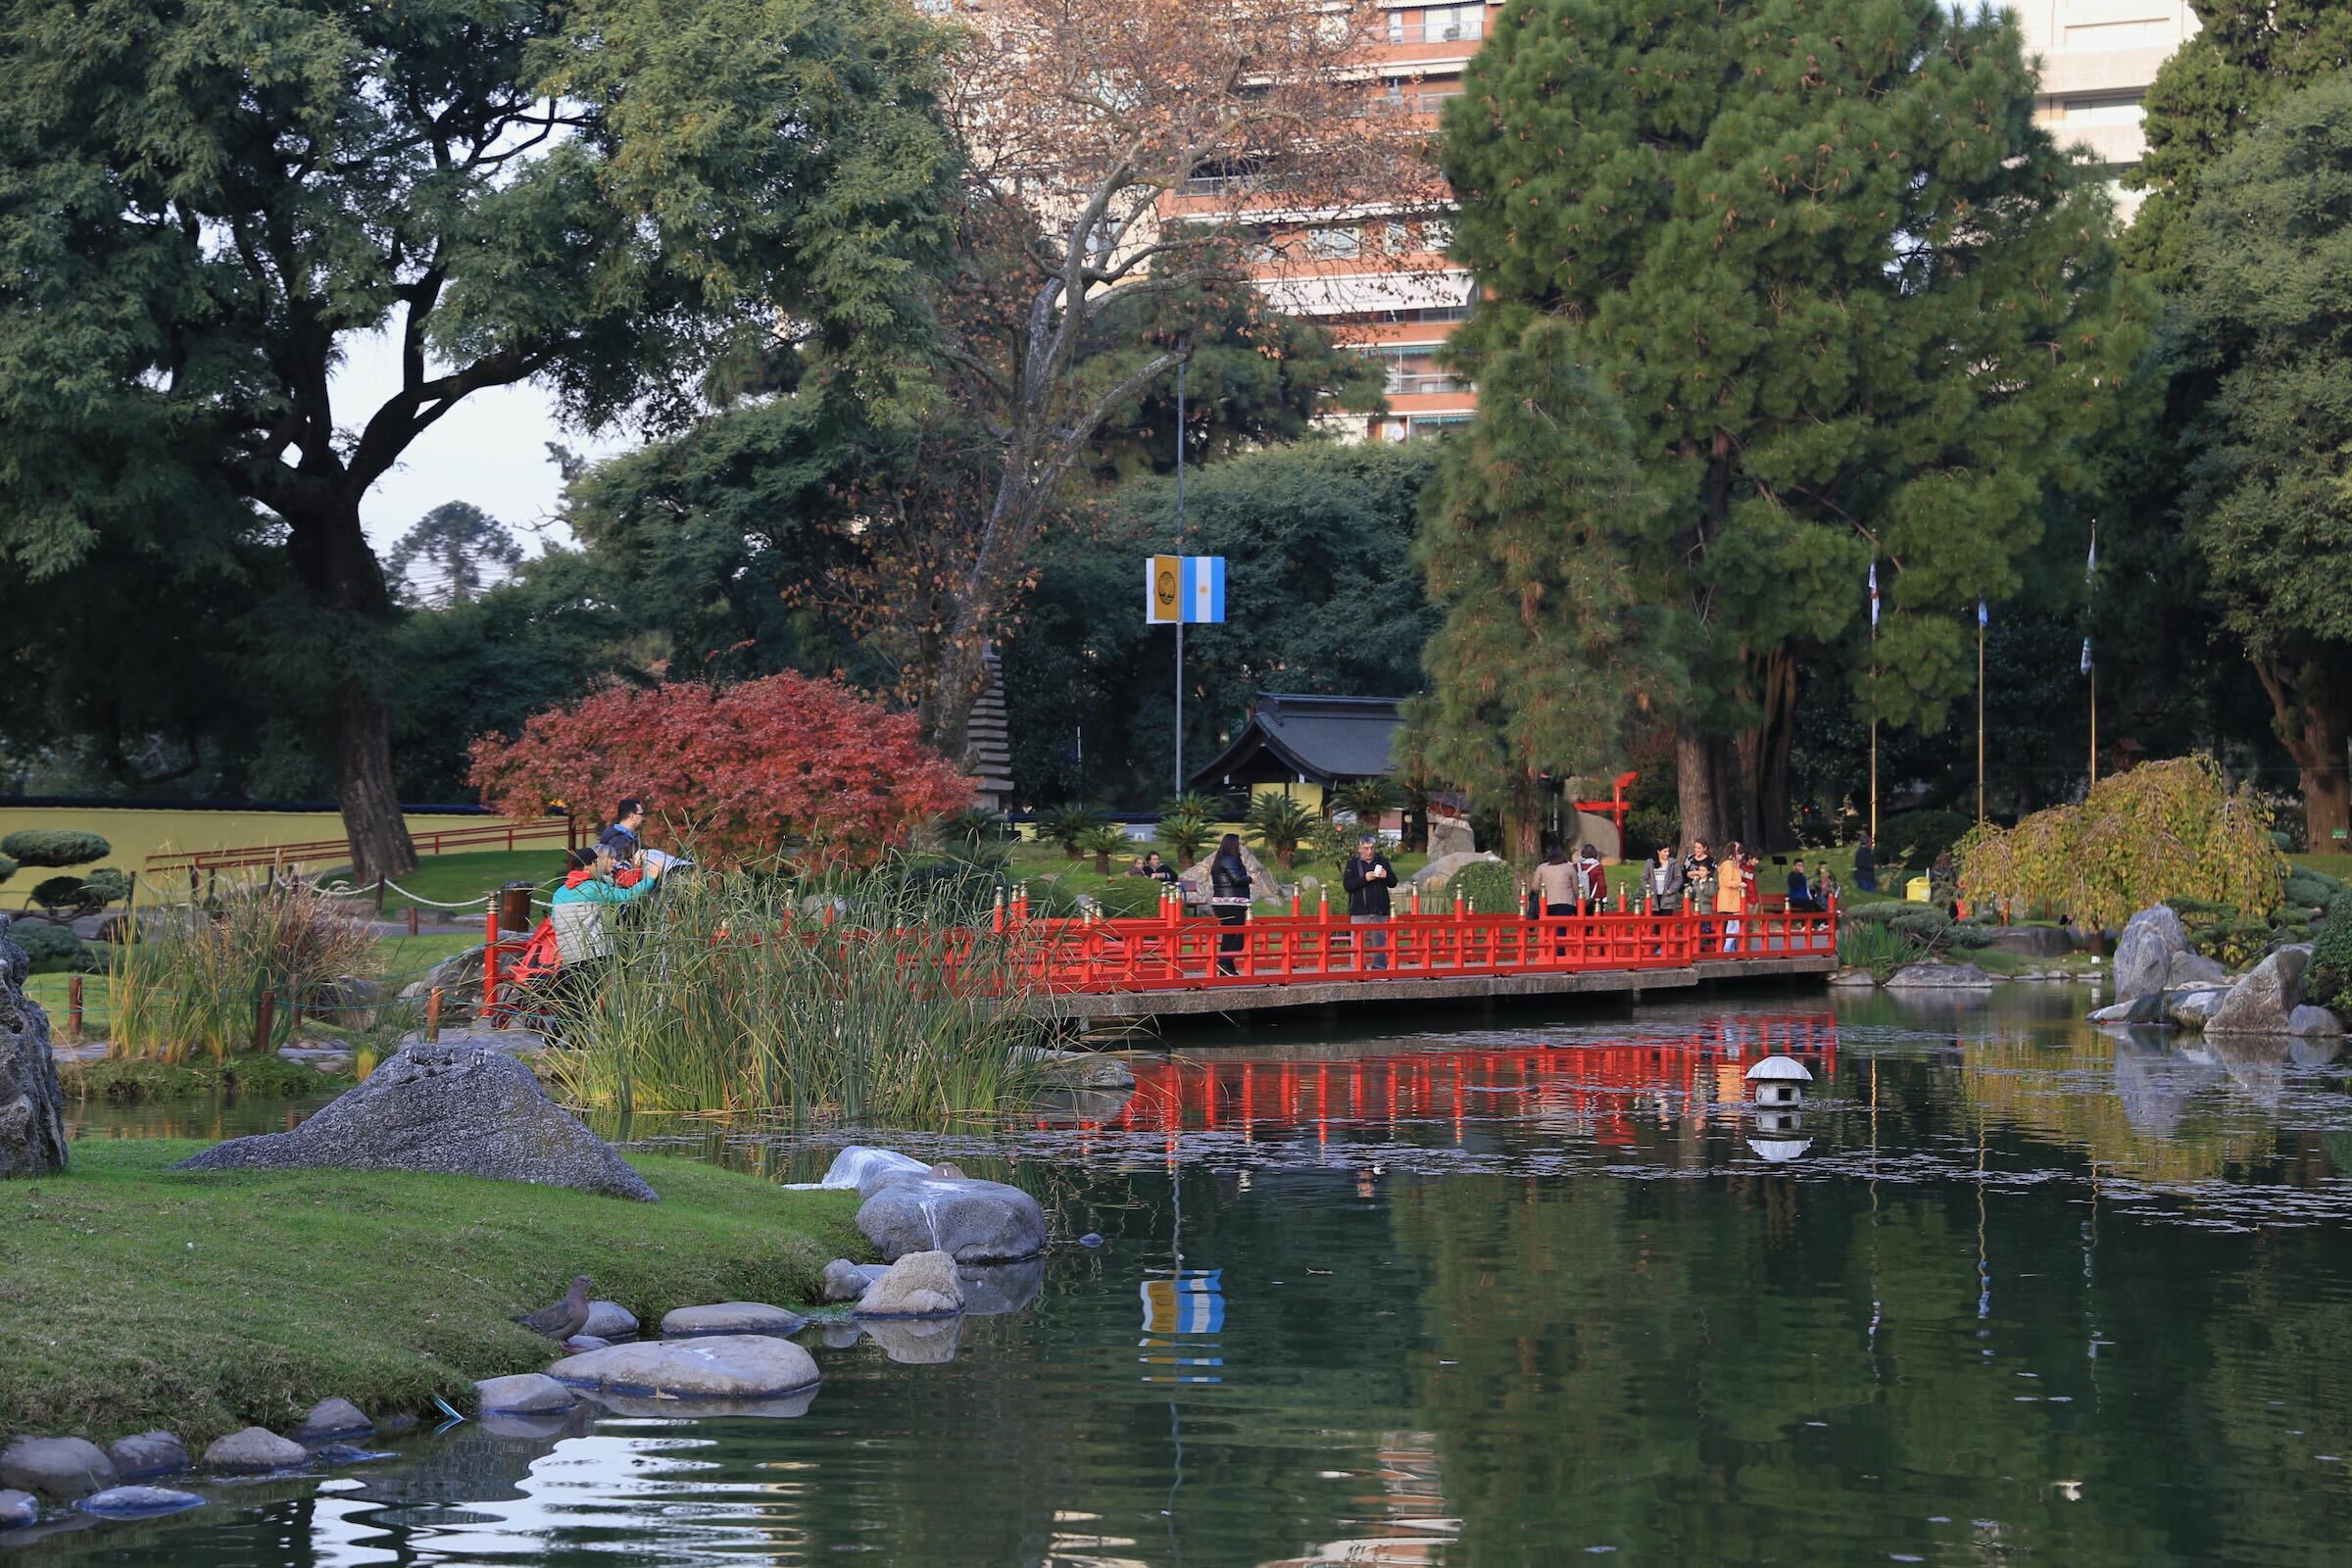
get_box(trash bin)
[499,882,535,933]
[1904,874,1932,904]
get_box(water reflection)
[35,996,2352,1566]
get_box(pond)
[25,983,2352,1566]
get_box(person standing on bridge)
[1210,833,1252,977]
[1575,843,1608,916]
[1533,842,1581,959]
[1644,845,1685,915]
[1343,832,1397,973]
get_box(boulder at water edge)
[547,1335,820,1399]
[1883,961,1994,990]
[0,914,69,1179]
[2090,994,2176,1026]
[79,1487,205,1520]
[473,1374,577,1415]
[2114,906,2190,1004]
[2205,947,2311,1036]
[581,1300,639,1339]
[856,1172,1048,1264]
[856,1250,964,1318]
[661,1301,807,1339]
[0,1437,116,1499]
[2167,952,2231,988]
[292,1398,372,1443]
[2290,1004,2345,1039]
[2168,987,2231,1030]
[171,1041,657,1200]
[203,1428,308,1474]
[821,1258,884,1302]
[104,1433,186,1482]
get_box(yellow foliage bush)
[1955,756,2284,931]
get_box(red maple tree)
[468,673,976,869]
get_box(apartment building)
[2011,2,2200,215]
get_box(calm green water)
[25,986,2352,1566]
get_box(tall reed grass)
[532,858,1060,1121]
[111,880,382,1063]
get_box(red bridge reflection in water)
[1040,1014,1838,1150]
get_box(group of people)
[1123,852,1180,885]
[513,798,671,998]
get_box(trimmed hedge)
[0,829,111,868]
[2310,893,2352,1014]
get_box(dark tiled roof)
[1191,693,1403,787]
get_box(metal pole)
[1868,619,1879,846]
[1174,358,1187,800]
[1977,611,1986,824]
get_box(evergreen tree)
[2121,0,2352,284]
[2176,79,2352,846]
[1440,0,2145,847]
[384,503,524,609]
[1398,318,1675,861]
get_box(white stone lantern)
[1744,1055,1813,1107]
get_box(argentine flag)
[1146,555,1227,624]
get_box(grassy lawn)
[317,848,566,916]
[0,1142,863,1446]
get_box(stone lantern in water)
[1743,1055,1814,1160]
[1744,1055,1812,1106]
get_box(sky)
[336,325,633,555]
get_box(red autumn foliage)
[467,673,976,869]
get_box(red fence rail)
[481,896,1838,1018]
[147,816,576,876]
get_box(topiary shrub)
[2285,867,2344,911]
[0,854,17,885]
[1451,859,1519,914]
[0,829,111,869]
[13,921,101,973]
[2309,892,2352,1015]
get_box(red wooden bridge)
[482,892,1838,1023]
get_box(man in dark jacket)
[1343,832,1397,972]
[598,798,646,863]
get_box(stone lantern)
[1744,1054,1813,1107]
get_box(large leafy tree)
[0,0,957,882]
[1399,318,1675,861]
[2175,79,2352,846]
[1439,0,2145,848]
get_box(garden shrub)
[2309,893,2352,1014]
[2285,867,2344,910]
[0,829,111,868]
[1880,808,1971,872]
[1091,879,1167,918]
[1838,919,1915,977]
[1451,859,1518,914]
[13,922,100,972]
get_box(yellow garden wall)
[0,805,523,875]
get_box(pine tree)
[1399,317,1677,862]
[1440,0,2145,847]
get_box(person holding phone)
[1343,832,1398,972]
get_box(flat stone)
[2207,947,2312,1036]
[856,1250,964,1318]
[1826,967,1879,988]
[0,1490,36,1530]
[548,1335,821,1400]
[202,1427,309,1474]
[104,1432,187,1481]
[292,1397,372,1442]
[581,1300,639,1339]
[1884,961,1994,990]
[78,1486,205,1520]
[856,1175,1049,1264]
[171,1040,656,1201]
[0,1437,116,1499]
[660,1301,807,1339]
[2289,1004,2345,1039]
[474,1373,577,1415]
[561,1334,612,1352]
[820,1258,883,1303]
[2090,994,2175,1026]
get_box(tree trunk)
[285,499,417,887]
[1743,650,1799,852]
[2254,657,2351,854]
[1674,723,1725,850]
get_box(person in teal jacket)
[550,846,664,966]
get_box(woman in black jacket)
[1210,832,1251,977]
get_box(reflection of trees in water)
[1384,1156,2352,1564]
[1956,1030,2278,1184]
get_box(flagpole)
[1868,560,1880,847]
[1174,360,1187,800]
[2084,521,2097,790]
[1977,602,1986,825]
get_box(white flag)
[1868,562,1880,629]
[2085,532,2097,580]
[2081,638,2093,675]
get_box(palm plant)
[1245,793,1322,868]
[1331,778,1402,827]
[1080,823,1134,876]
[1040,804,1110,859]
[1155,792,1221,865]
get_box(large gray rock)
[2168,987,2231,1030]
[2114,906,2189,1004]
[0,1437,116,1499]
[203,1427,309,1473]
[547,1335,821,1399]
[2167,952,2231,988]
[856,1173,1048,1263]
[396,948,489,1021]
[0,1490,34,1530]
[0,914,69,1179]
[474,1373,578,1415]
[2289,1004,2345,1039]
[855,1250,964,1318]
[2206,947,2311,1036]
[820,1258,884,1303]
[816,1146,934,1199]
[1407,850,1502,890]
[171,1041,657,1200]
[660,1301,806,1339]
[292,1397,372,1442]
[78,1486,205,1520]
[1986,925,2075,957]
[104,1433,186,1482]
[2090,994,2176,1027]
[1884,961,1994,990]
[581,1300,639,1340]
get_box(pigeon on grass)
[512,1275,594,1340]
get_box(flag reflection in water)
[1140,1270,1225,1384]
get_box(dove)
[512,1275,594,1340]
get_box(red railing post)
[482,906,502,1019]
